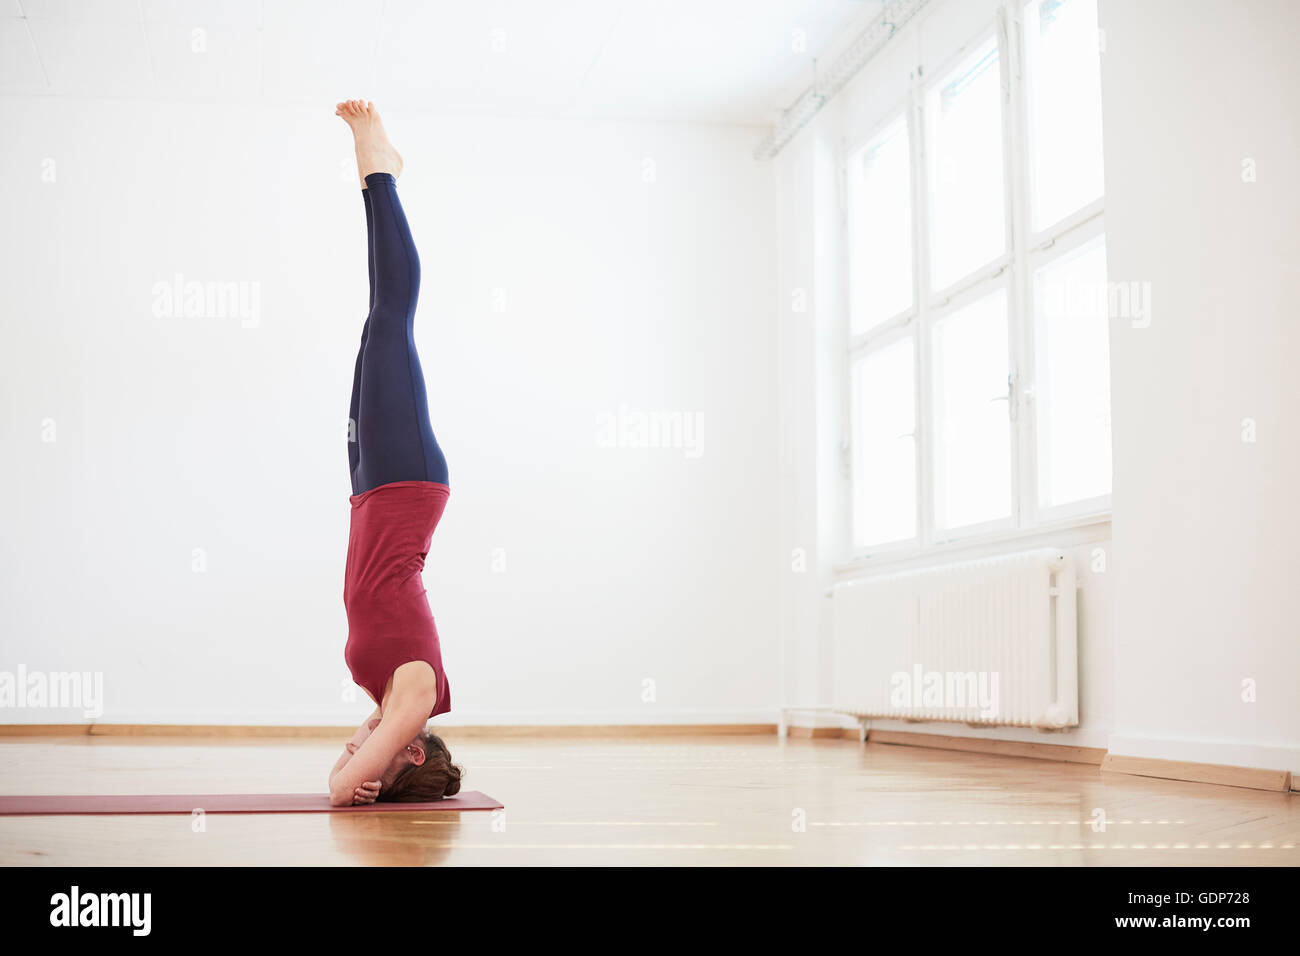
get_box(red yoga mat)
[0,791,503,815]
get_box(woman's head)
[378,729,462,802]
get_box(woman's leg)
[355,171,448,491]
[364,186,377,316]
[346,190,376,495]
[337,100,447,493]
[346,324,369,495]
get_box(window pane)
[926,36,1006,292]
[852,338,916,547]
[932,288,1011,530]
[1033,238,1112,507]
[1024,0,1105,230]
[849,116,913,335]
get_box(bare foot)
[335,99,403,188]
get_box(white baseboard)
[865,717,1112,751]
[1108,733,1300,777]
[781,709,859,730]
[781,711,1112,750]
[5,709,783,728]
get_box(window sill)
[834,513,1112,581]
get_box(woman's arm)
[328,707,382,790]
[328,672,436,806]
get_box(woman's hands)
[329,695,429,808]
[328,708,385,803]
[352,779,382,805]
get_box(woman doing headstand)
[327,100,461,806]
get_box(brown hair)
[379,730,462,802]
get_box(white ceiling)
[0,0,882,124]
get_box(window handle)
[989,376,1018,421]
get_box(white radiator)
[830,548,1078,729]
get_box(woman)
[327,100,462,806]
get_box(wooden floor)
[1,734,1296,866]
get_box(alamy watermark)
[890,665,1001,720]
[1039,275,1153,329]
[49,886,150,936]
[0,665,103,718]
[595,405,704,459]
[151,273,261,328]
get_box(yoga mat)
[0,791,503,816]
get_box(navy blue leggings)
[348,172,448,495]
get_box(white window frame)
[842,0,1111,569]
[847,324,921,557]
[846,108,919,351]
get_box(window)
[848,116,913,335]
[1032,236,1111,510]
[925,35,1006,292]
[932,287,1012,532]
[1024,0,1105,231]
[847,0,1109,555]
[851,336,917,547]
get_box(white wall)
[775,108,842,726]
[0,96,779,726]
[1100,0,1300,774]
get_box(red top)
[343,480,452,719]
